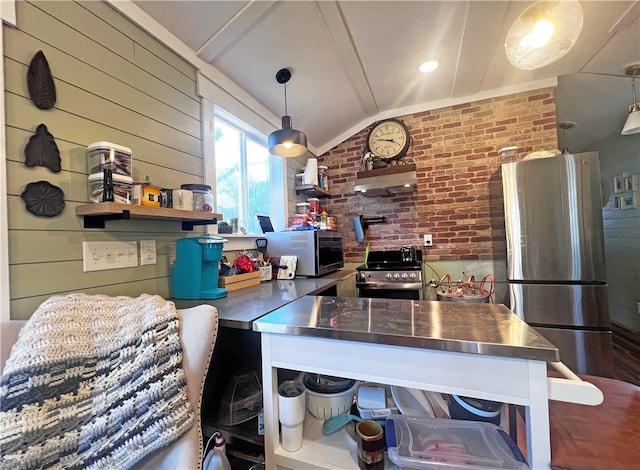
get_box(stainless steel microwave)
[264,231,344,277]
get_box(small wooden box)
[219,271,261,292]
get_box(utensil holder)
[259,265,272,282]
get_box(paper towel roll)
[303,158,318,185]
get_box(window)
[214,107,285,234]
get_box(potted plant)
[363,151,375,171]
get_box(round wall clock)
[366,118,411,160]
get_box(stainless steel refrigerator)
[502,152,613,377]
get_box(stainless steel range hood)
[353,164,417,197]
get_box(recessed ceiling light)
[419,60,439,73]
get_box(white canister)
[172,189,193,210]
[278,380,306,452]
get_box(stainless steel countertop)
[253,295,560,362]
[173,270,354,329]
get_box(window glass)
[214,109,284,234]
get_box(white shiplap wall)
[598,132,640,331]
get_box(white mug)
[278,380,306,452]
[173,189,193,210]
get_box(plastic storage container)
[307,197,320,214]
[296,202,311,214]
[87,141,132,177]
[218,366,263,426]
[88,172,132,204]
[385,415,528,469]
[181,183,213,212]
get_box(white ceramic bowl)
[305,381,358,420]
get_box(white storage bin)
[87,141,132,177]
[88,172,133,204]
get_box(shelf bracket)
[182,218,219,231]
[83,210,131,229]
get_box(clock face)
[367,119,410,160]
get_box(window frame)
[213,106,286,234]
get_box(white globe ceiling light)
[505,1,584,70]
[268,68,308,158]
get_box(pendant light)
[505,0,583,70]
[268,68,308,157]
[558,121,576,154]
[621,63,640,136]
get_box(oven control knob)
[385,273,392,280]
[357,272,366,282]
[393,273,400,280]
[401,273,408,280]
[409,273,416,280]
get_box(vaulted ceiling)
[128,1,640,155]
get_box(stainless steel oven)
[355,247,424,300]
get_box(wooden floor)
[612,322,640,386]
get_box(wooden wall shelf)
[295,184,330,197]
[76,202,222,230]
[356,163,417,179]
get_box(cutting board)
[277,256,297,279]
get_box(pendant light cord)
[631,73,638,109]
[283,82,288,116]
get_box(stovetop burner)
[357,261,421,271]
[356,249,422,272]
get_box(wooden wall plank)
[4,60,201,154]
[9,278,172,320]
[10,255,171,298]
[79,0,197,79]
[8,230,182,265]
[4,34,200,134]
[15,2,199,115]
[5,93,203,176]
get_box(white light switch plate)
[83,241,138,272]
[140,240,157,265]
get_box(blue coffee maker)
[171,235,228,299]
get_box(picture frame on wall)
[624,174,637,192]
[613,174,625,193]
[621,193,637,210]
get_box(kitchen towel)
[303,158,318,185]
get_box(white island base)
[255,297,602,470]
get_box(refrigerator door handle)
[547,361,604,405]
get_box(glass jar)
[318,166,328,189]
[181,183,213,212]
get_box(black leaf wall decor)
[24,124,61,173]
[21,181,65,217]
[27,50,57,109]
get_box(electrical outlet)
[83,241,138,272]
[423,234,433,247]
[140,240,157,265]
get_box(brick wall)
[318,87,557,263]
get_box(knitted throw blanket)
[0,294,194,470]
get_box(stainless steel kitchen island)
[253,296,604,470]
